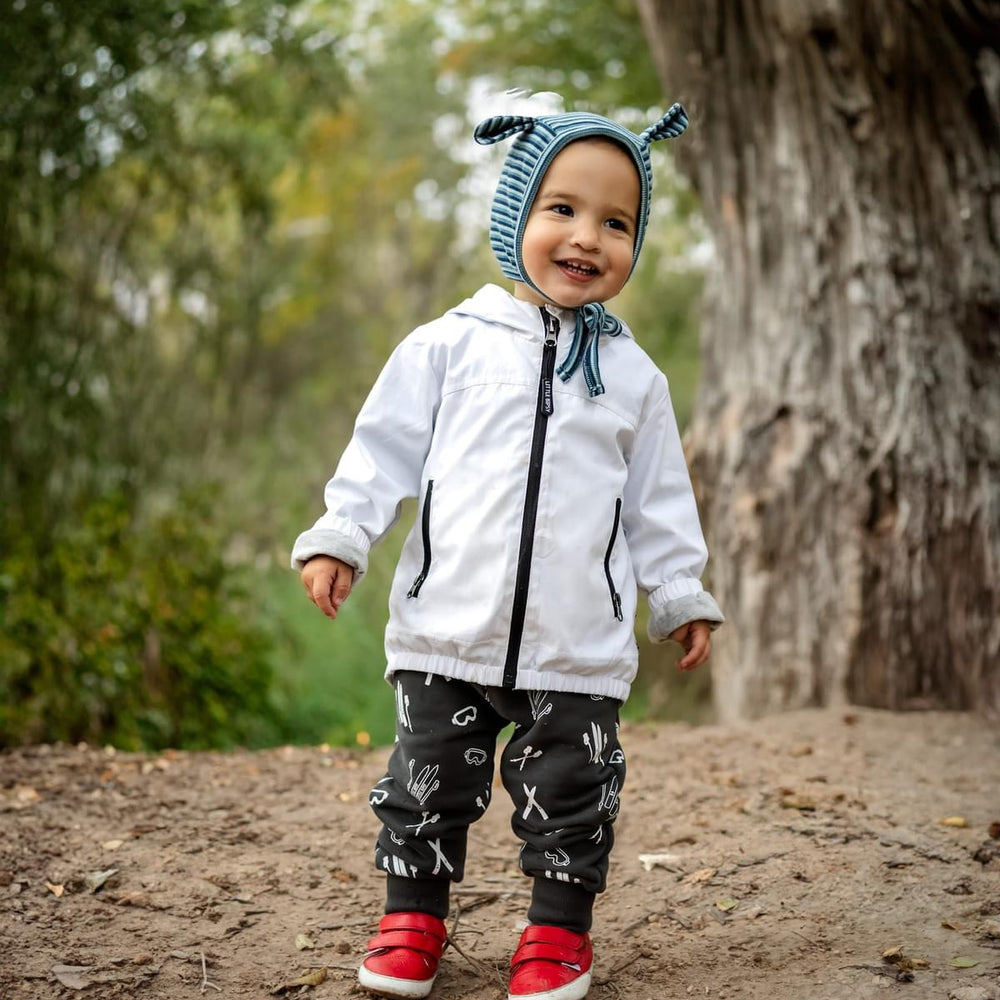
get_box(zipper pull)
[541,307,559,346]
[540,308,559,416]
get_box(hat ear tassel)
[639,102,689,145]
[474,115,537,145]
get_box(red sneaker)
[507,925,593,1000]
[358,912,447,999]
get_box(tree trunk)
[635,0,1000,719]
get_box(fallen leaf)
[715,898,739,912]
[939,817,968,828]
[683,867,717,884]
[988,821,1000,840]
[882,946,930,971]
[45,882,65,898]
[781,794,816,811]
[102,839,124,851]
[638,853,683,872]
[270,967,328,994]
[295,933,316,951]
[788,744,813,757]
[51,965,96,990]
[84,868,118,892]
[949,957,978,968]
[2,785,41,810]
[113,890,153,908]
[941,919,964,931]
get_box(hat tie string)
[556,302,622,398]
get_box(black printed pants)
[369,671,626,932]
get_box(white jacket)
[292,284,723,701]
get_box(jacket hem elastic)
[384,654,632,702]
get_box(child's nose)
[570,219,600,251]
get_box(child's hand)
[301,555,354,620]
[669,619,712,671]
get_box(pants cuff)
[528,878,596,933]
[385,874,451,920]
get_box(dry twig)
[445,933,505,989]
[200,952,221,994]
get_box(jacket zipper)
[604,498,624,622]
[407,479,434,598]
[502,307,559,688]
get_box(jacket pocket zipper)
[407,479,434,598]
[604,498,624,621]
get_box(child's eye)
[606,218,629,233]
[550,204,573,216]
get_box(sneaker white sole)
[358,964,436,999]
[508,970,592,1000]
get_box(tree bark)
[636,0,1000,719]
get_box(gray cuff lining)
[290,529,369,578]
[648,592,725,643]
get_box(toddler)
[293,103,724,1000]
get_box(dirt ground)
[2,707,999,1000]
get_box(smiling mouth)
[558,260,599,277]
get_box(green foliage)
[439,0,663,111]
[262,570,397,749]
[0,0,347,552]
[0,491,276,750]
[0,0,350,747]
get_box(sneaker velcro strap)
[519,926,587,949]
[366,928,446,960]
[511,941,584,970]
[378,912,447,940]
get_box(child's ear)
[474,115,537,145]
[639,103,689,145]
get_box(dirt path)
[2,708,999,1000]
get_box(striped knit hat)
[474,104,688,293]
[473,104,688,397]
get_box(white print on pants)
[406,760,440,806]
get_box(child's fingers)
[677,625,711,671]
[331,565,353,611]
[310,572,339,619]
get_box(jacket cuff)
[290,528,370,579]
[647,591,725,643]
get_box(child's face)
[514,139,640,309]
